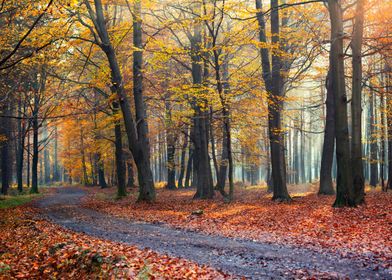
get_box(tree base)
[272,196,292,203]
[318,190,335,195]
[165,184,177,190]
[136,195,155,203]
[332,198,356,208]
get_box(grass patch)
[0,193,42,209]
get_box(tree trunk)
[319,71,336,195]
[256,0,290,201]
[127,161,134,188]
[191,5,213,199]
[177,127,188,188]
[184,142,193,188]
[98,158,107,188]
[86,0,155,201]
[0,104,10,195]
[351,0,365,203]
[113,102,126,197]
[79,125,89,186]
[53,126,60,182]
[31,109,39,194]
[380,88,386,191]
[16,98,25,192]
[209,108,220,187]
[369,91,378,187]
[165,99,176,190]
[166,140,176,189]
[27,130,30,188]
[387,62,392,190]
[43,124,51,184]
[328,0,355,207]
[293,127,300,185]
[269,0,290,201]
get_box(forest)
[0,0,391,279]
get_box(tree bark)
[351,0,365,203]
[328,0,355,207]
[113,102,126,197]
[319,71,336,195]
[184,141,193,188]
[165,99,176,189]
[191,4,213,199]
[31,106,39,194]
[369,91,378,187]
[0,104,10,195]
[79,124,89,186]
[98,159,107,188]
[127,161,135,188]
[43,123,51,184]
[53,126,60,182]
[84,0,155,201]
[177,127,188,188]
[256,0,291,201]
[16,97,25,192]
[386,62,392,190]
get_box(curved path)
[35,188,390,279]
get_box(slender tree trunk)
[369,91,378,187]
[184,142,193,188]
[98,158,107,188]
[1,143,10,195]
[53,126,60,182]
[351,0,365,203]
[165,99,176,189]
[209,108,220,187]
[113,102,126,197]
[0,104,10,195]
[16,98,25,192]
[319,71,336,195]
[386,62,392,190]
[27,130,30,188]
[43,124,51,184]
[214,81,229,195]
[39,157,43,185]
[31,109,39,193]
[166,140,176,189]
[300,111,306,183]
[79,125,89,186]
[380,89,386,191]
[293,127,300,185]
[177,127,188,188]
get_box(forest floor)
[1,186,391,279]
[82,185,392,279]
[0,190,228,279]
[1,186,388,279]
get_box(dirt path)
[35,188,390,279]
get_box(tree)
[351,0,365,204]
[328,0,355,207]
[319,70,336,195]
[255,0,291,201]
[83,0,155,201]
